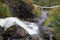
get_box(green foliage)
[43,9,55,26]
[22,0,33,5]
[0,3,12,18]
[55,8,60,14]
[42,7,60,40]
[43,8,60,40]
[33,4,41,15]
[53,13,60,40]
[44,16,54,26]
[33,0,60,6]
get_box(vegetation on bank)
[0,0,60,40]
[43,8,60,40]
[33,0,60,6]
[0,2,12,18]
[52,8,60,40]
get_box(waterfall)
[39,8,48,25]
[35,8,54,40]
[0,17,39,35]
[0,8,48,35]
[22,8,49,35]
[36,8,48,26]
[0,7,49,36]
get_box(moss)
[53,13,60,40]
[13,0,41,15]
[44,8,60,40]
[55,8,60,14]
[54,26,60,40]
[22,0,33,5]
[44,16,54,26]
[0,3,12,18]
[48,8,60,15]
[43,8,60,26]
[32,4,41,15]
[43,9,55,26]
[48,9,55,15]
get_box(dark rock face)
[7,0,34,20]
[17,1,33,18]
[0,25,28,40]
[0,25,17,40]
[9,25,28,40]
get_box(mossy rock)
[7,0,41,21]
[33,4,41,15]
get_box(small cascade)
[0,7,49,36]
[34,8,54,40]
[0,17,39,35]
[35,8,48,26]
[0,7,53,40]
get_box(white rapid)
[34,8,48,26]
[0,17,39,35]
[0,8,48,36]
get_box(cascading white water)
[0,7,48,36]
[36,8,48,26]
[0,17,39,35]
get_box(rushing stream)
[34,8,48,25]
[0,7,49,40]
[0,17,38,35]
[0,8,48,35]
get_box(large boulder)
[7,0,41,21]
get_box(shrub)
[0,3,12,18]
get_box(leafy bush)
[43,9,55,26]
[33,0,60,6]
[33,4,41,15]
[0,3,12,18]
[53,13,60,40]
